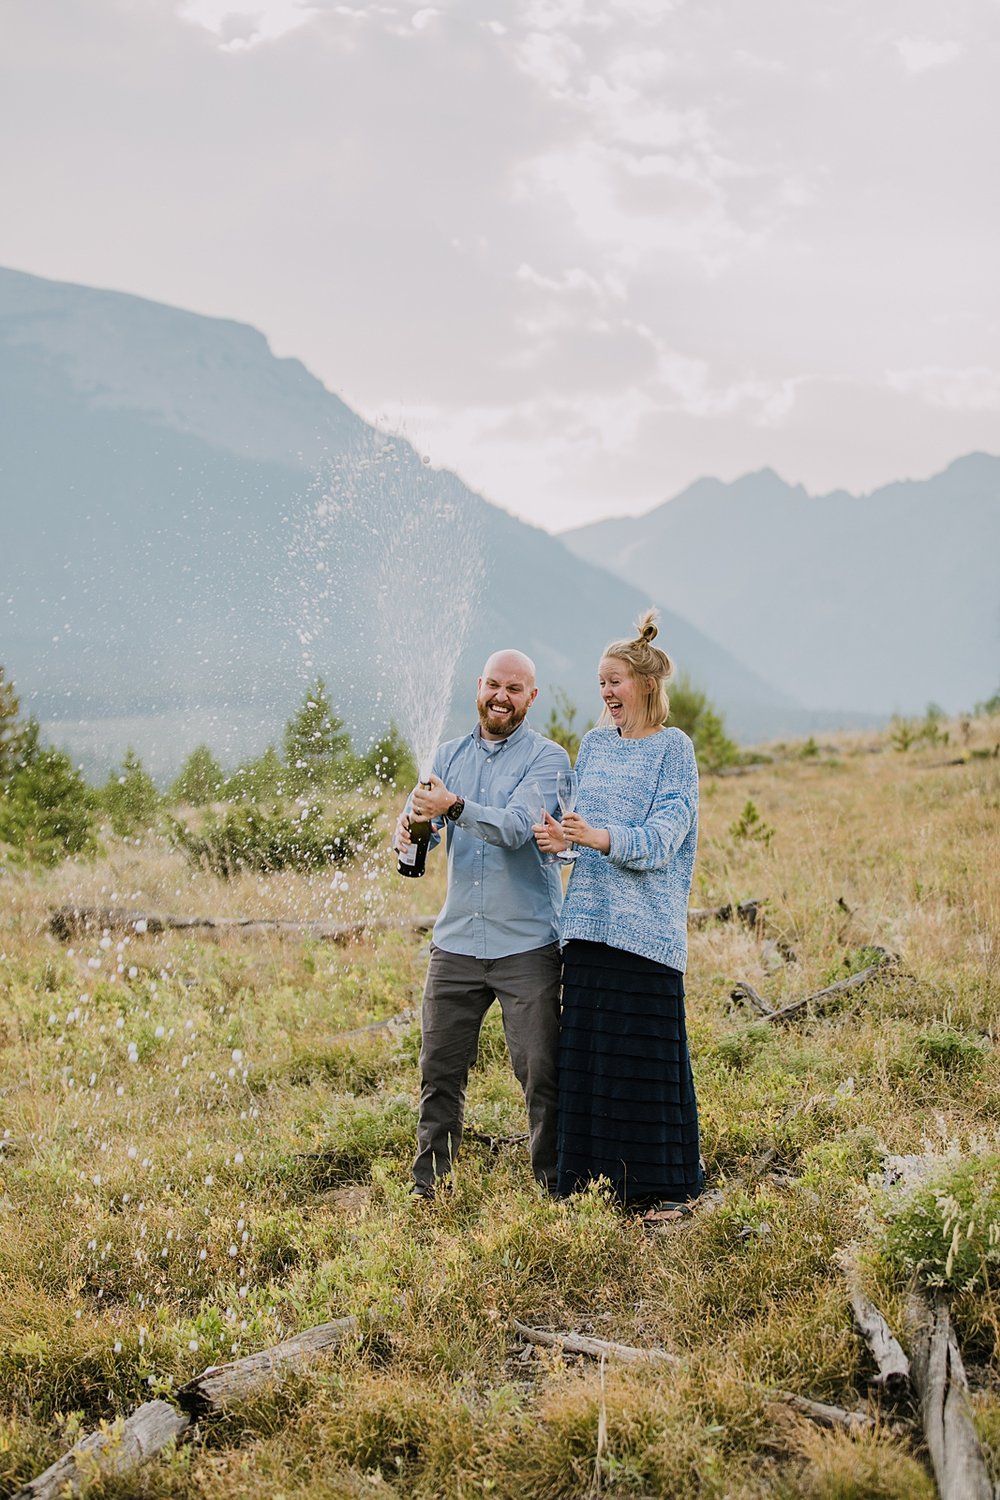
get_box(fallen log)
[731,955,897,1026]
[53,902,764,944]
[176,1316,359,1415]
[49,907,435,943]
[512,1321,874,1436]
[511,1319,679,1367]
[850,1292,911,1392]
[13,1401,190,1500]
[729,979,777,1018]
[18,1318,360,1497]
[689,898,764,930]
[767,1389,874,1434]
[904,1292,992,1500]
[834,1254,910,1393]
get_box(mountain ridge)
[563,455,1000,715]
[0,265,860,776]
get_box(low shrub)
[168,802,376,877]
[879,1152,1000,1292]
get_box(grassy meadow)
[2,713,1000,1497]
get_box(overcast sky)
[3,0,999,529]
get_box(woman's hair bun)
[635,608,659,645]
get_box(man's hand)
[393,811,412,852]
[411,774,455,819]
[533,809,567,853]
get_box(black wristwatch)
[445,797,465,822]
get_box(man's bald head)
[476,650,539,740]
[481,649,537,689]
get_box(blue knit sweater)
[560,726,699,971]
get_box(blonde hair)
[598,609,674,732]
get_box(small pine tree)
[224,746,287,802]
[0,718,96,864]
[667,676,739,772]
[283,679,351,792]
[543,688,583,765]
[100,748,161,836]
[170,744,225,806]
[0,665,20,781]
[354,723,418,790]
[729,798,775,846]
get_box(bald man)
[395,650,571,1198]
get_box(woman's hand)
[561,811,611,854]
[533,809,567,853]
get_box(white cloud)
[894,35,963,75]
[886,366,1000,413]
[179,0,321,45]
[2,0,998,531]
[515,139,764,272]
[514,28,585,89]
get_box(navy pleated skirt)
[556,940,703,1204]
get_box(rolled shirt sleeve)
[455,740,570,848]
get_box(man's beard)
[477,698,527,739]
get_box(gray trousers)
[413,942,562,1191]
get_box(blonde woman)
[535,610,703,1210]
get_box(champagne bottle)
[397,780,433,878]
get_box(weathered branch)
[729,980,776,1018]
[49,907,435,943]
[714,764,771,778]
[18,1319,360,1497]
[731,955,897,1026]
[464,1129,530,1152]
[53,902,759,943]
[13,1401,190,1500]
[689,898,764,930]
[904,1291,992,1500]
[512,1322,875,1439]
[176,1316,359,1416]
[834,1255,910,1392]
[329,1009,417,1042]
[767,1390,874,1433]
[511,1319,679,1367]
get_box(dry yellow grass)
[1,714,999,1496]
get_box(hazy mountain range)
[564,460,1000,718]
[2,265,989,777]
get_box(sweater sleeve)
[604,734,698,871]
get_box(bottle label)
[397,842,418,867]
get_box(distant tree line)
[0,669,415,870]
[5,659,997,870]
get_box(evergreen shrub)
[99,748,160,836]
[168,802,376,877]
[0,717,96,865]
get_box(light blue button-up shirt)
[419,720,571,960]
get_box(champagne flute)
[527,780,558,865]
[556,769,581,861]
